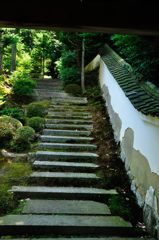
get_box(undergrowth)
[0,161,32,215]
[86,83,146,234]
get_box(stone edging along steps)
[0,85,150,239]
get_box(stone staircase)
[33,78,69,100]
[0,86,150,239]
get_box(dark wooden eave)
[0,0,159,35]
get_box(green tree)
[110,34,159,85]
[30,30,59,77]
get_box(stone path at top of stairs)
[0,82,150,239]
[33,78,71,101]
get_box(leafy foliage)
[56,50,80,86]
[0,107,25,123]
[64,84,82,96]
[0,116,22,147]
[14,126,35,141]
[11,126,35,152]
[10,71,36,100]
[110,34,159,85]
[26,100,49,118]
[0,162,31,215]
[27,116,44,132]
[108,195,132,221]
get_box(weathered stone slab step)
[10,186,117,200]
[0,214,133,236]
[35,88,64,92]
[38,142,97,151]
[43,129,92,136]
[51,102,87,106]
[47,114,92,119]
[51,101,88,106]
[8,238,155,240]
[50,106,89,111]
[36,151,98,162]
[48,111,91,116]
[40,135,94,143]
[51,96,87,100]
[35,88,62,92]
[33,161,99,172]
[36,85,61,89]
[45,119,93,124]
[29,171,100,186]
[45,124,93,130]
[51,97,87,104]
[22,200,111,215]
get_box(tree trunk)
[10,29,18,73]
[76,48,81,68]
[42,55,45,77]
[10,41,17,73]
[0,31,3,74]
[81,38,85,93]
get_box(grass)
[0,161,32,216]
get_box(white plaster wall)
[99,59,159,175]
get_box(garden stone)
[1,149,28,162]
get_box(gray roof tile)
[102,46,159,116]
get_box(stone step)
[22,199,111,215]
[36,85,60,88]
[10,186,117,201]
[36,80,59,83]
[51,96,87,100]
[48,111,91,116]
[45,124,93,130]
[52,101,88,106]
[36,151,98,162]
[47,114,92,120]
[36,86,61,89]
[35,88,62,92]
[37,82,60,86]
[0,214,133,236]
[51,97,87,103]
[50,106,89,111]
[42,129,92,137]
[8,238,155,240]
[33,161,99,172]
[45,119,93,124]
[38,142,97,151]
[40,135,94,143]
[51,102,87,106]
[35,88,63,91]
[29,171,100,186]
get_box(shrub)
[60,67,80,86]
[0,183,15,215]
[11,126,35,152]
[0,116,23,131]
[64,84,82,96]
[11,139,31,152]
[10,71,36,100]
[15,126,35,142]
[108,195,131,221]
[0,122,13,147]
[27,116,44,132]
[26,100,49,118]
[0,116,22,147]
[55,50,80,86]
[0,162,31,215]
[12,78,36,99]
[0,107,25,123]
